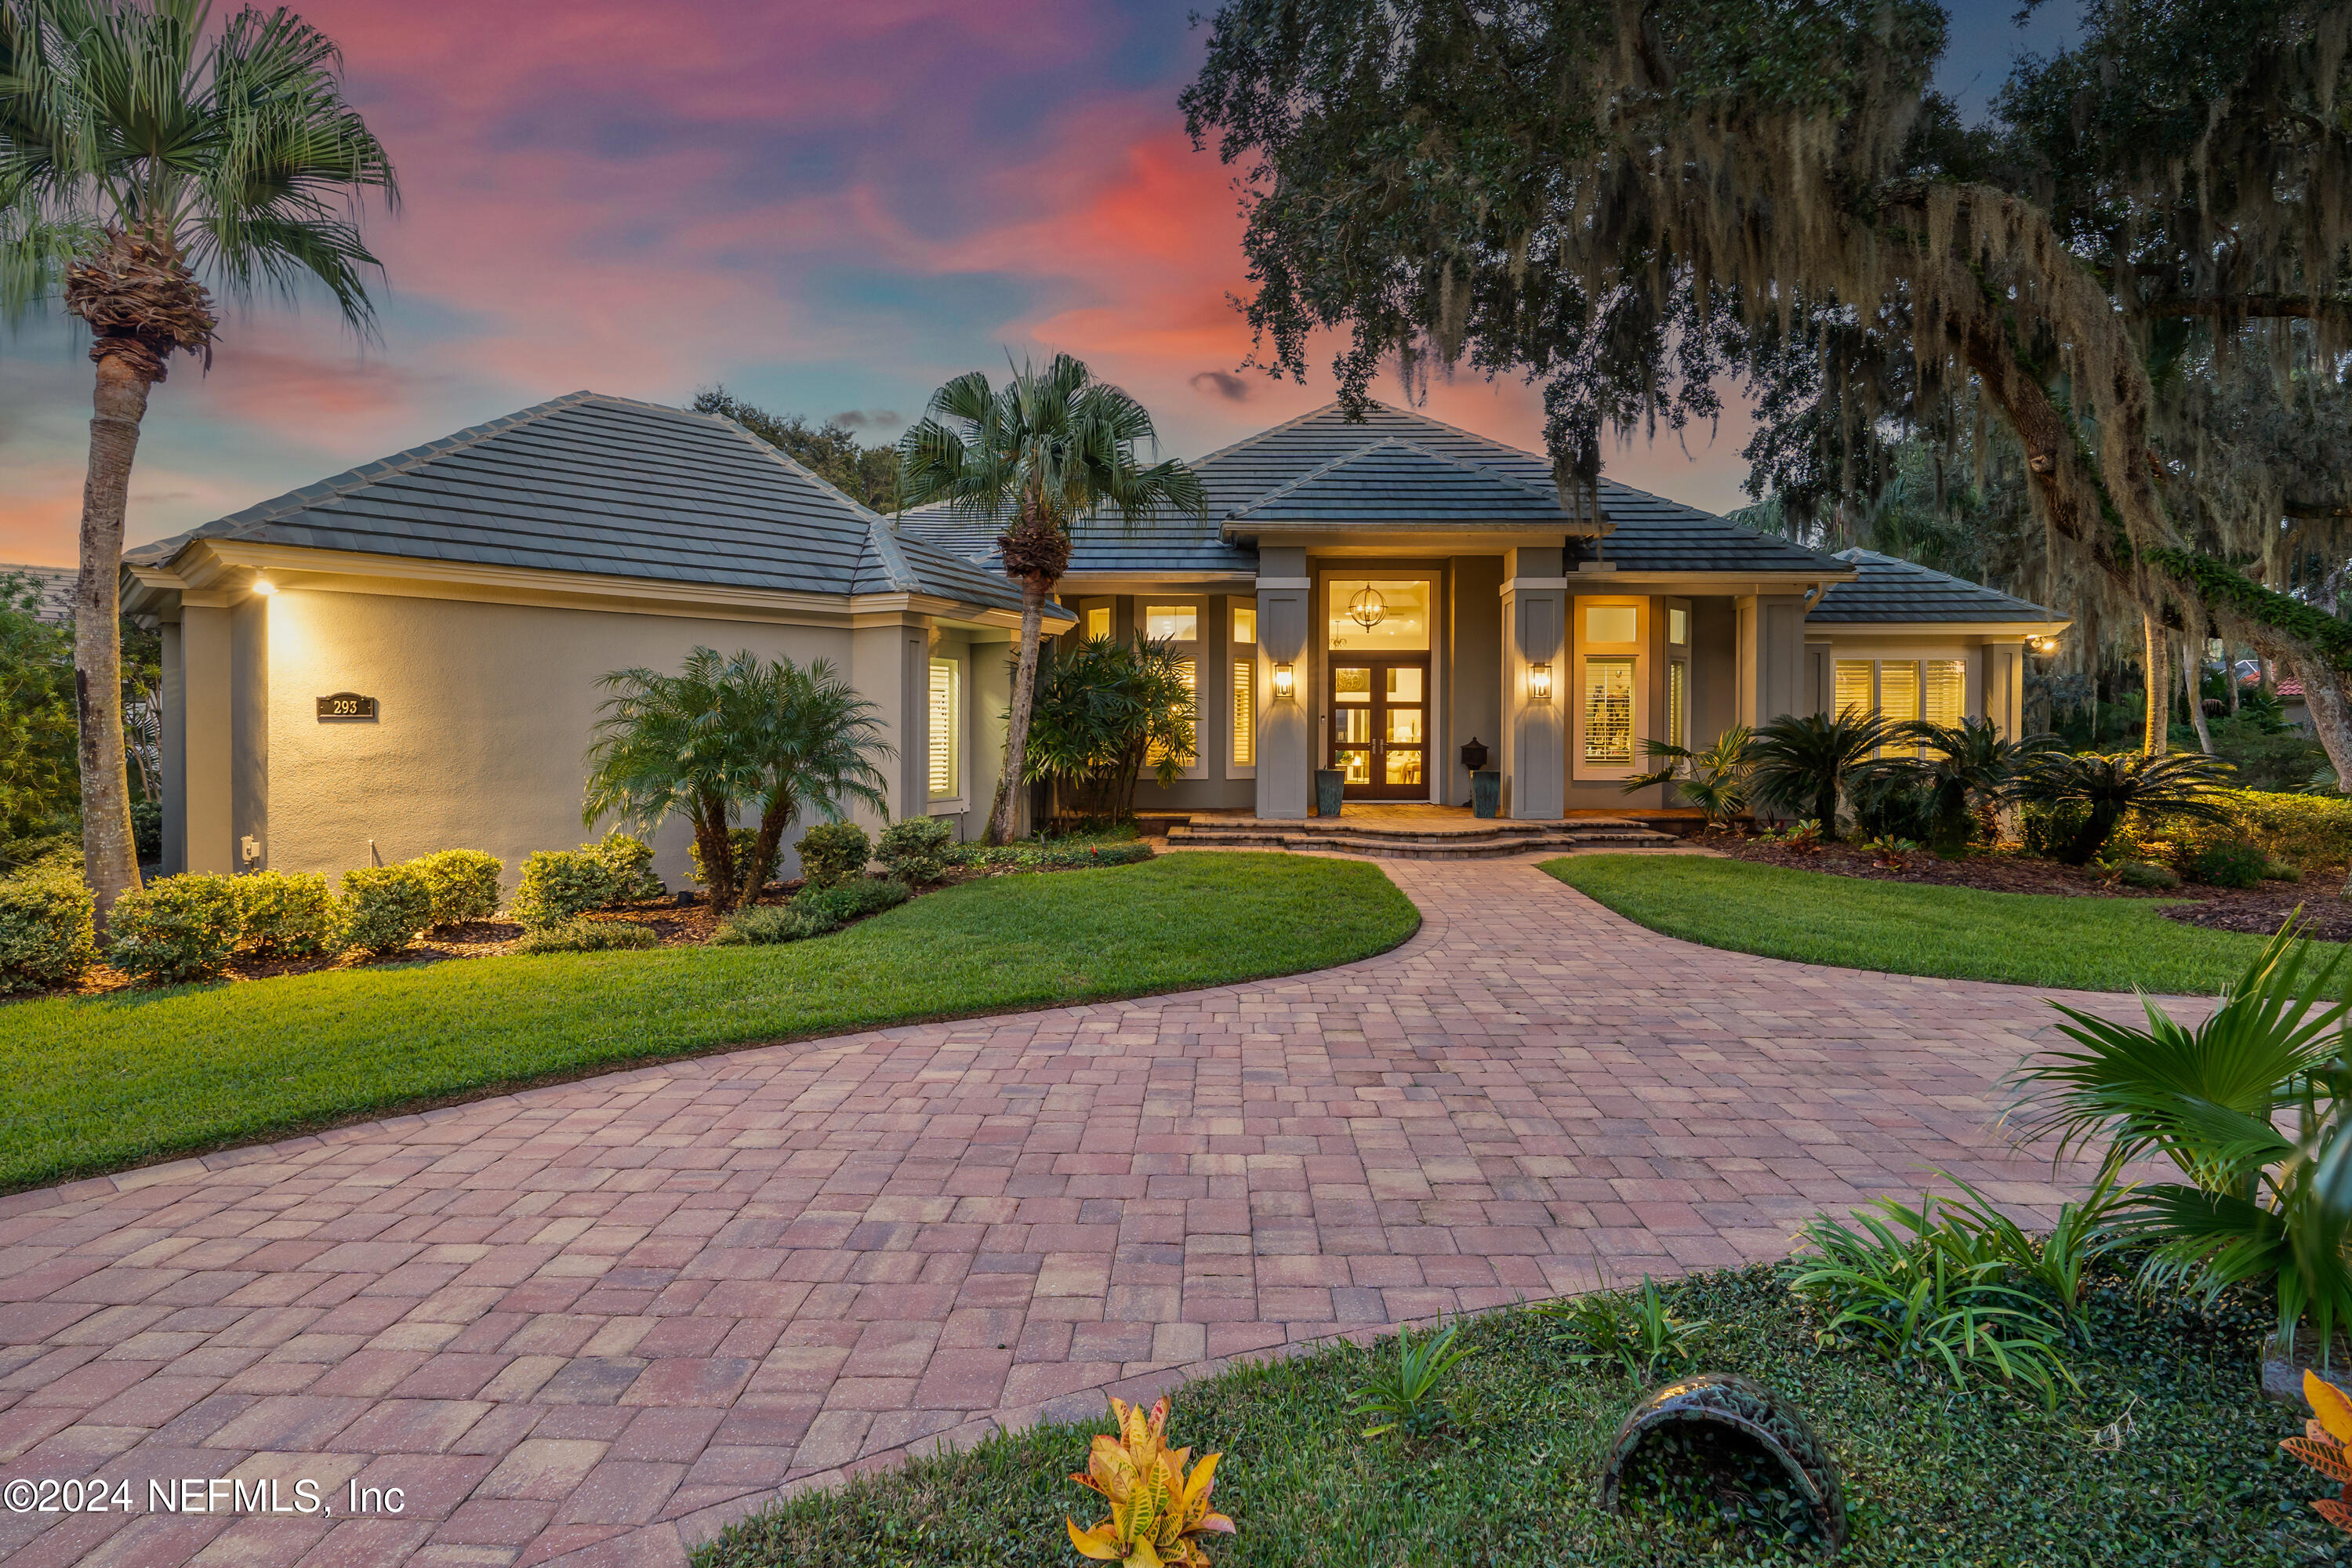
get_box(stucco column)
[1982,640,2025,739]
[1500,546,1566,820]
[1734,593,1810,728]
[1254,546,1310,820]
[159,618,186,875]
[853,621,928,831]
[178,591,235,874]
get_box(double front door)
[1330,656,1428,799]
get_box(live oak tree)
[0,0,395,924]
[1182,0,2352,771]
[898,355,1203,846]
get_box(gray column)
[1500,546,1566,820]
[852,621,930,832]
[1734,593,1809,728]
[1254,546,1310,819]
[1983,641,2024,738]
[180,593,235,874]
[159,618,186,876]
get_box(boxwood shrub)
[510,849,615,931]
[877,816,954,884]
[107,873,242,984]
[235,870,345,959]
[0,866,96,993]
[586,829,664,901]
[796,822,872,889]
[340,864,433,955]
[408,849,503,927]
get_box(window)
[1584,658,1635,764]
[1878,662,1920,727]
[927,659,960,800]
[1834,657,1970,753]
[1148,657,1198,767]
[1327,579,1430,651]
[1923,659,1965,728]
[1086,606,1110,640]
[1668,661,1689,749]
[1835,659,1873,719]
[1585,605,1638,644]
[1232,659,1255,766]
[1232,603,1256,644]
[1145,604,1197,641]
[1668,606,1690,645]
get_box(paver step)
[1166,822,1682,859]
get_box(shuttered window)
[1584,658,1635,764]
[1834,659,1874,720]
[927,659,959,800]
[1923,659,1966,728]
[1148,658,1198,766]
[1668,660,1689,750]
[1232,659,1255,766]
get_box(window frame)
[1228,597,1258,780]
[925,653,965,811]
[1570,595,1647,780]
[1140,597,1208,782]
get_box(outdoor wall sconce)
[1272,661,1295,699]
[2030,634,2060,654]
[1528,662,1552,702]
[249,575,278,596]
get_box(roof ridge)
[861,515,919,593]
[1187,398,1365,469]
[1225,434,1575,521]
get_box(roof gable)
[1809,549,2063,625]
[1225,438,1581,528]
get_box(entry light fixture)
[250,574,278,596]
[1272,661,1295,699]
[1528,662,1552,702]
[1347,585,1387,630]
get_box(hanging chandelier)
[1347,585,1388,630]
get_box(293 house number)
[315,692,378,720]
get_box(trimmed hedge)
[236,871,344,959]
[877,816,954,884]
[796,822,872,890]
[586,829,664,901]
[510,849,615,931]
[0,866,95,993]
[340,865,433,956]
[408,849,503,927]
[107,873,242,984]
[513,917,659,954]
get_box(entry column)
[1254,546,1311,820]
[1499,546,1566,820]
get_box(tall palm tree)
[898,354,1203,845]
[738,656,891,897]
[0,0,397,924]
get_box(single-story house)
[125,393,2067,887]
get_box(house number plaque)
[316,692,378,720]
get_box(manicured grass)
[1544,853,2282,993]
[695,1263,2330,1568]
[0,853,1416,1194]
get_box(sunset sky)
[0,2,2074,566]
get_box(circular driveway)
[0,854,2138,1567]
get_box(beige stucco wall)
[237,587,917,891]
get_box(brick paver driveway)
[0,854,2147,1567]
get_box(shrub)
[2191,839,2268,888]
[2020,800,2091,859]
[339,864,433,956]
[711,904,831,946]
[510,849,615,931]
[942,839,1155,872]
[2268,857,2303,882]
[0,866,95,993]
[107,873,242,984]
[688,827,758,890]
[408,849,503,927]
[235,870,344,958]
[2112,859,2180,889]
[586,829,664,901]
[796,821,871,889]
[1349,1322,1472,1439]
[2111,787,2352,873]
[877,816,953,884]
[2016,750,2233,865]
[1065,1397,1234,1566]
[513,917,659,954]
[794,877,909,926]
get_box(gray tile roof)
[898,400,1846,578]
[1225,438,1578,528]
[128,392,1054,619]
[1809,549,2064,624]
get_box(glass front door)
[1330,656,1429,800]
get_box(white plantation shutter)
[927,659,958,799]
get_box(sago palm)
[0,0,396,923]
[2016,749,2232,866]
[1744,708,1901,842]
[1896,717,2059,854]
[737,657,891,897]
[898,354,1203,844]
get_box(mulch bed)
[1705,829,2352,941]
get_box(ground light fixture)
[1272,661,1294,699]
[1528,662,1552,702]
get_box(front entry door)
[1330,657,1429,800]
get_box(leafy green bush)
[235,870,344,958]
[2190,838,2268,887]
[339,864,433,956]
[107,873,242,984]
[711,878,909,946]
[1544,1279,1709,1380]
[513,917,659,954]
[945,839,1154,871]
[407,849,503,927]
[2267,856,2302,882]
[877,816,954,884]
[793,877,909,926]
[2019,800,2089,859]
[2110,786,2352,873]
[795,821,871,889]
[586,829,664,901]
[0,866,95,993]
[2111,859,2180,889]
[688,826,758,890]
[510,849,615,931]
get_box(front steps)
[1162,814,1682,860]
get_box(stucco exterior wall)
[236,588,920,891]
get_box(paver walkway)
[1,855,2157,1567]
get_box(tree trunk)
[744,789,795,905]
[2184,641,2214,756]
[984,575,1051,845]
[692,797,739,914]
[2224,641,2241,716]
[76,352,154,929]
[2141,615,2169,757]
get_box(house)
[124,393,2067,885]
[0,563,78,622]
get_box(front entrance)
[1330,656,1429,799]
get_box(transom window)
[1327,579,1430,651]
[1145,604,1198,641]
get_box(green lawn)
[0,853,1416,1194]
[695,1263,2328,1568]
[1543,853,2281,993]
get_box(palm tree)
[582,649,768,916]
[1896,717,2060,855]
[1744,709,1902,842]
[0,0,397,924]
[898,354,1203,845]
[1624,724,1752,828]
[1022,634,1196,822]
[738,656,892,897]
[2016,750,2233,866]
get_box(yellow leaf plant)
[1064,1395,1236,1567]
[2283,1370,2352,1534]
